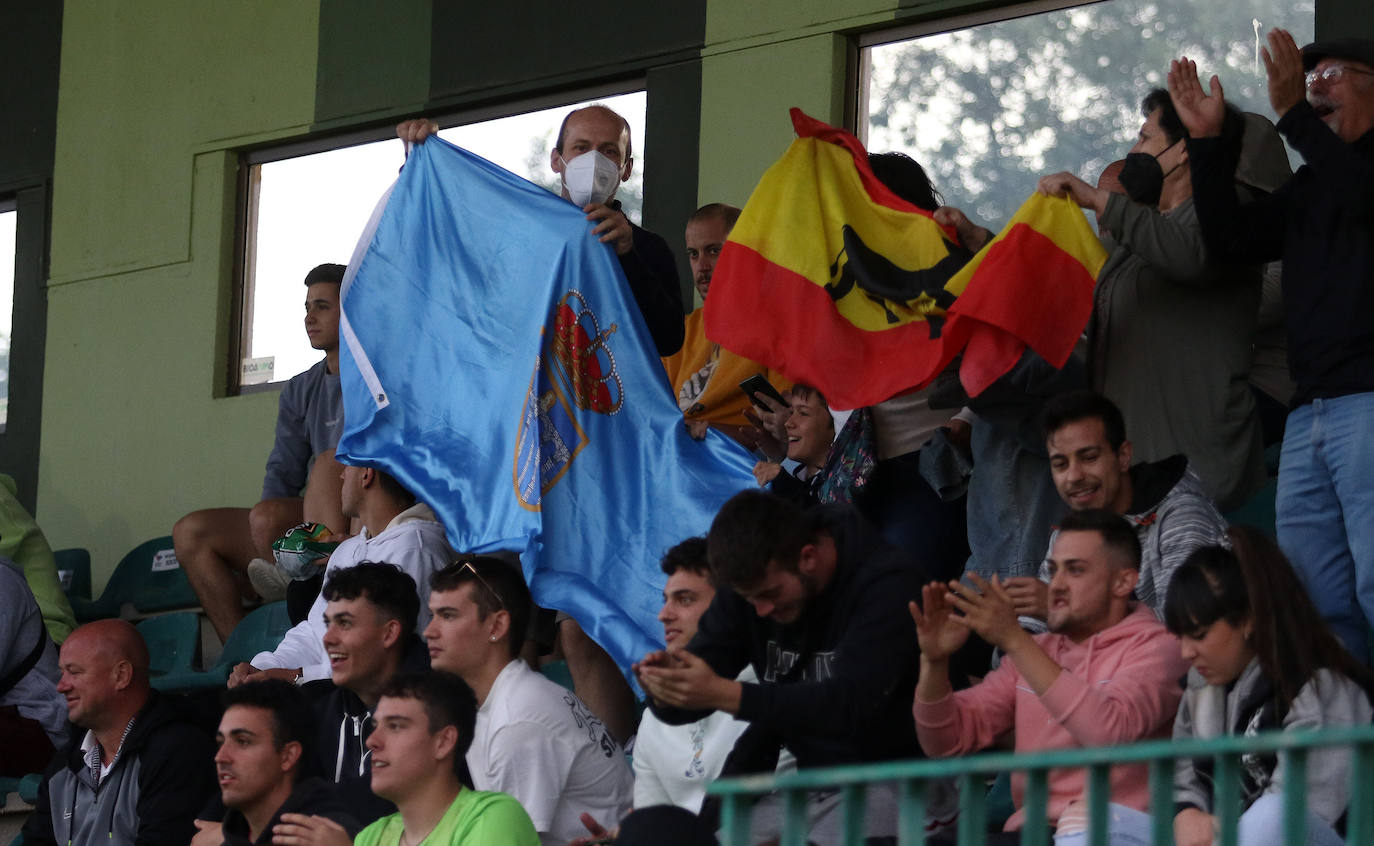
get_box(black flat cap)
[1301,38,1374,71]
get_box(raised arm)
[1167,57,1228,139]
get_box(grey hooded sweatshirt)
[1173,659,1374,825]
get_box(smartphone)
[739,374,789,411]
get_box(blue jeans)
[1276,393,1374,658]
[1051,803,1152,845]
[1237,793,1343,846]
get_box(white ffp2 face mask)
[560,151,622,207]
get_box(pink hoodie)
[913,604,1188,831]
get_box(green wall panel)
[315,0,432,127]
[49,3,320,284]
[698,33,850,209]
[41,2,320,585]
[427,2,705,106]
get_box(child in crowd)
[752,384,835,503]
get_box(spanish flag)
[705,108,1107,410]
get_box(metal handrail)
[708,723,1374,845]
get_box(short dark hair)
[788,383,828,408]
[688,203,741,230]
[1142,88,1187,145]
[322,563,421,642]
[1057,509,1141,571]
[707,490,813,588]
[553,105,633,162]
[379,671,478,779]
[1164,527,1374,717]
[304,263,345,286]
[660,537,711,584]
[1040,389,1127,451]
[430,556,531,658]
[222,679,315,775]
[1142,88,1246,152]
[372,467,417,508]
[868,151,943,211]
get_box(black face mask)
[1119,139,1183,207]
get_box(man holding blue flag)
[339,105,749,745]
[396,106,684,356]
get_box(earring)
[489,636,496,642]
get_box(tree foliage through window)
[865,0,1314,226]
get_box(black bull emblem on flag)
[824,223,965,337]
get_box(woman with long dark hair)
[1165,526,1374,846]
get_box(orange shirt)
[661,307,789,428]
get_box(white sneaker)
[247,558,290,603]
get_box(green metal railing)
[709,724,1374,845]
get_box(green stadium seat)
[1224,476,1278,539]
[18,773,40,804]
[70,536,199,621]
[540,659,575,692]
[153,601,291,692]
[53,547,91,601]
[135,611,201,676]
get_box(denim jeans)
[1276,392,1374,658]
[1051,803,1153,845]
[1237,793,1344,846]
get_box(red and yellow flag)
[705,108,1107,410]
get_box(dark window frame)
[227,78,646,396]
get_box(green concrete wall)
[39,4,321,580]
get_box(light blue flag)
[335,138,756,685]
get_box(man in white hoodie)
[230,465,454,686]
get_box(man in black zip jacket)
[301,563,434,829]
[636,490,946,842]
[23,620,215,846]
[194,680,358,846]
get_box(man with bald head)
[1168,31,1374,657]
[22,620,215,846]
[397,104,684,357]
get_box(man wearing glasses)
[422,557,633,846]
[1168,32,1374,658]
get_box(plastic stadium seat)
[70,536,199,621]
[0,772,40,811]
[153,601,292,692]
[1224,476,1278,539]
[53,547,92,601]
[135,611,201,676]
[540,659,575,692]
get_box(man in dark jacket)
[22,620,215,846]
[1167,31,1374,657]
[635,490,944,842]
[305,562,433,828]
[195,680,358,846]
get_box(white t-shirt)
[633,666,784,812]
[468,659,633,846]
[250,503,455,681]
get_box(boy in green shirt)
[274,671,537,846]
